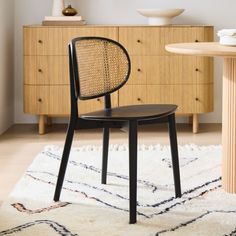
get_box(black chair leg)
[168,114,181,198]
[54,121,75,201]
[102,128,109,184]
[128,120,138,224]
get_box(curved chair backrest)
[69,37,131,100]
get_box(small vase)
[62,5,78,16]
[52,0,65,16]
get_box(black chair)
[54,37,181,224]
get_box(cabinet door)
[24,56,69,85]
[119,26,213,56]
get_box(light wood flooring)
[0,123,222,205]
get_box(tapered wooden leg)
[168,114,181,198]
[128,120,138,224]
[39,115,46,135]
[192,114,199,134]
[54,120,76,201]
[102,128,109,184]
[222,58,236,193]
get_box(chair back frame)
[68,37,131,109]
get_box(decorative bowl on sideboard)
[137,8,185,25]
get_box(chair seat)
[81,104,177,121]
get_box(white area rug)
[0,144,236,236]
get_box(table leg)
[222,58,236,193]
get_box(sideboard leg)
[192,114,199,134]
[39,115,46,135]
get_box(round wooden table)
[166,42,236,193]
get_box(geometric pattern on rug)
[0,144,236,236]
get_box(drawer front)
[195,84,214,113]
[24,85,50,114]
[24,85,118,115]
[128,56,148,85]
[24,85,70,115]
[79,92,118,114]
[129,56,213,85]
[24,27,118,55]
[119,85,147,106]
[119,27,213,56]
[24,56,69,85]
[146,84,213,113]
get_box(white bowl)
[219,36,236,46]
[137,8,185,25]
[217,29,236,46]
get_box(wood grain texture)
[130,56,213,85]
[166,36,236,193]
[23,25,213,134]
[222,58,236,193]
[23,26,118,134]
[24,85,118,115]
[24,26,118,56]
[24,56,69,85]
[119,26,213,56]
[146,84,213,114]
[166,42,236,58]
[118,25,213,134]
[119,85,147,106]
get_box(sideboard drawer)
[24,85,50,114]
[24,27,64,55]
[129,55,213,85]
[24,85,118,115]
[24,85,70,115]
[146,84,213,113]
[146,56,213,85]
[24,56,69,85]
[24,27,118,55]
[119,27,213,56]
[119,85,147,106]
[128,56,148,85]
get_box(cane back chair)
[53,37,181,224]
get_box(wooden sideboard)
[23,25,214,134]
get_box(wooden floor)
[0,123,222,205]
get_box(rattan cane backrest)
[71,37,131,100]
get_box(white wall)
[0,0,14,134]
[14,0,236,123]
